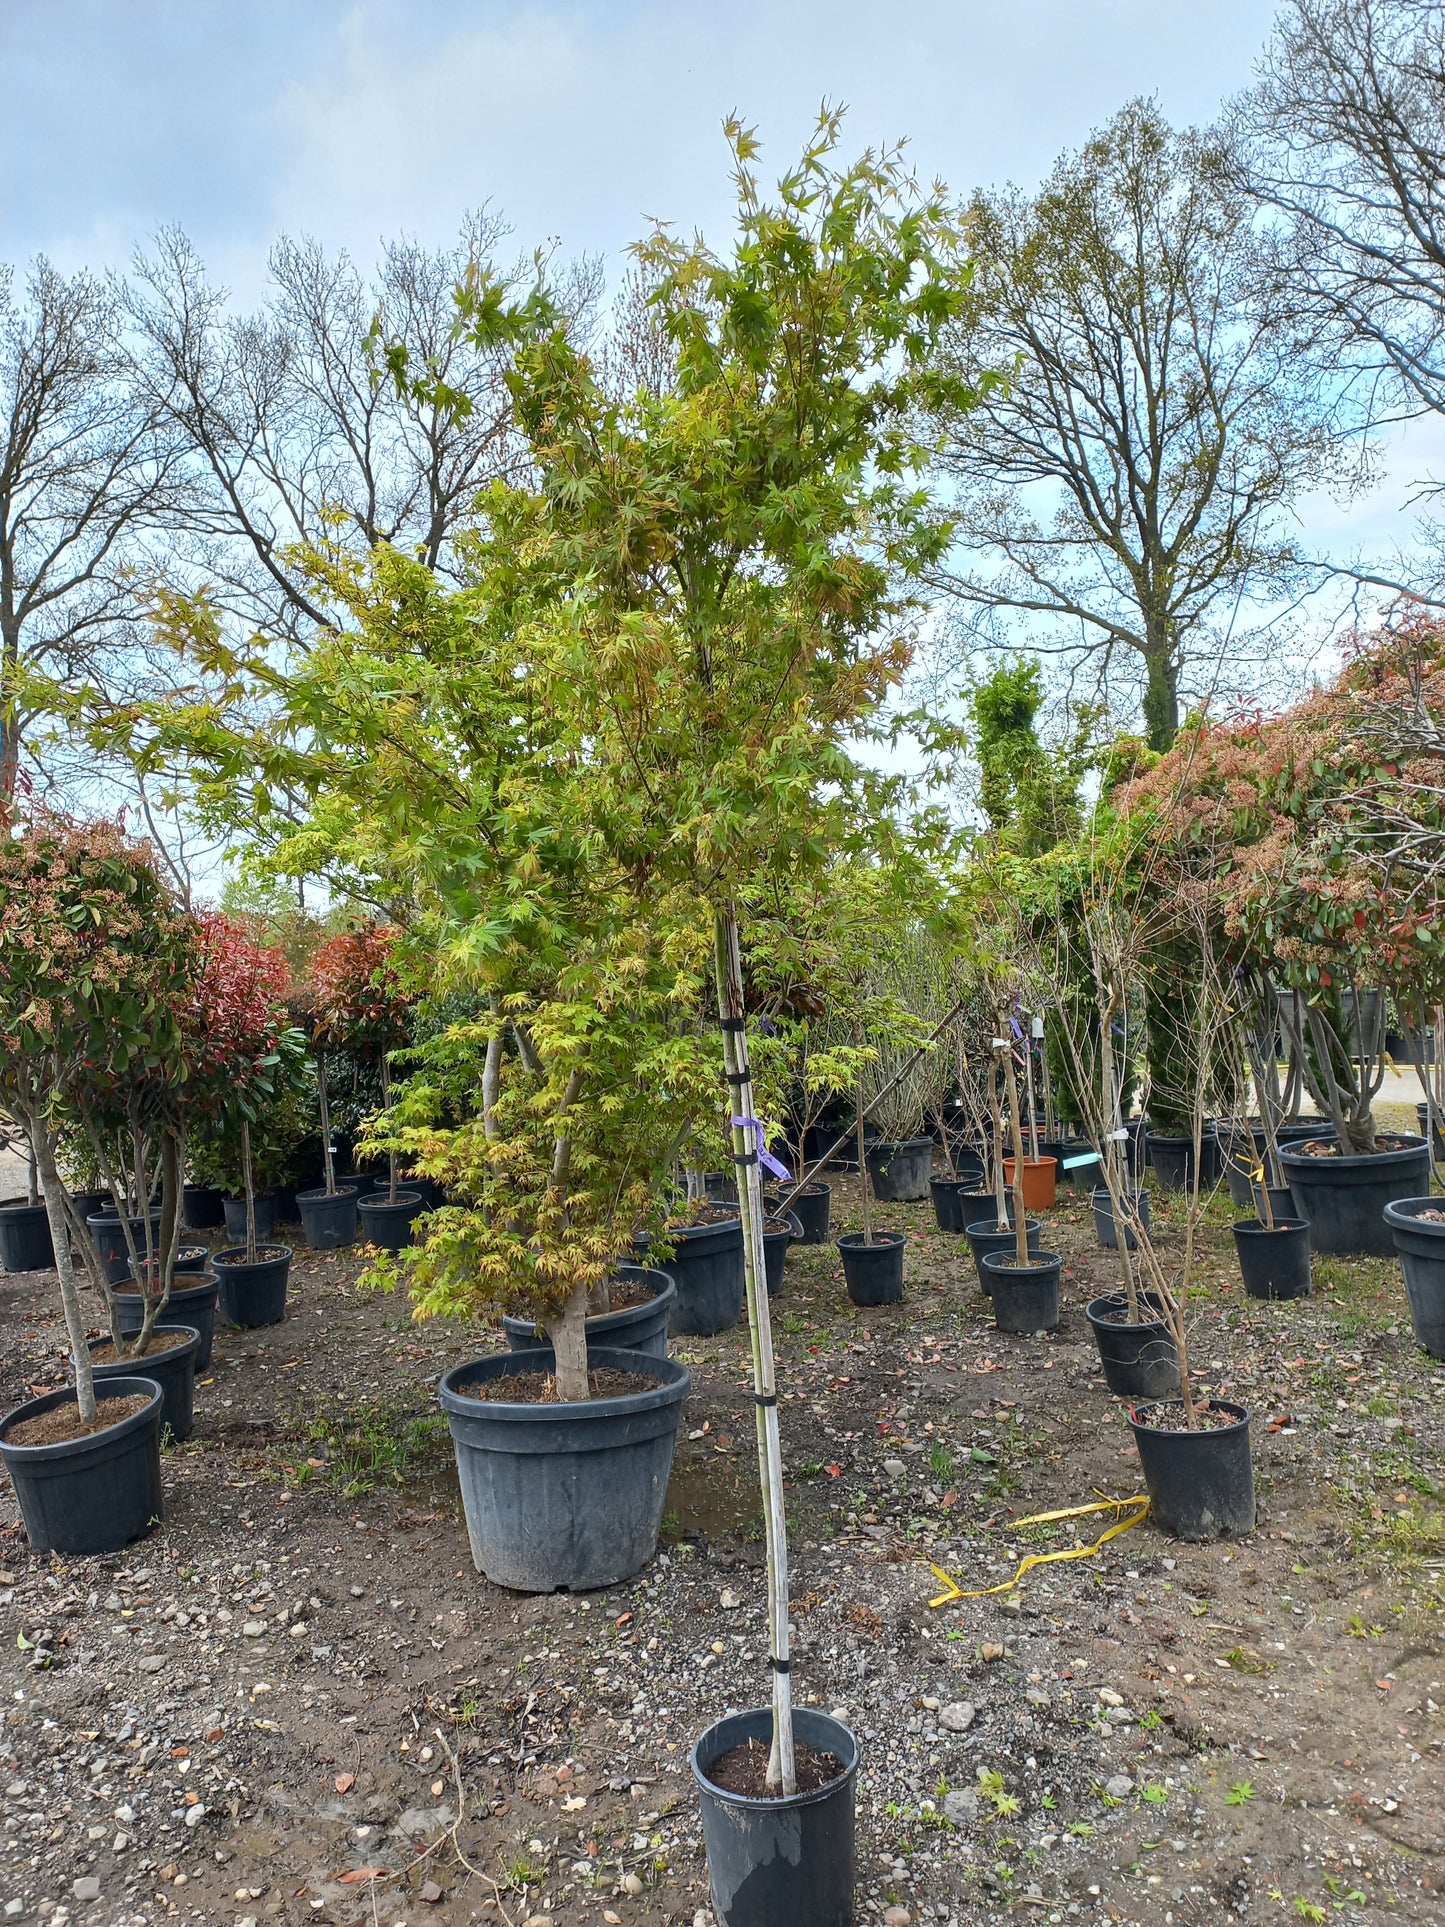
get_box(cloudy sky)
[3,0,1436,692]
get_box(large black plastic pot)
[1128,1399,1254,1540]
[1383,1198,1445,1359]
[982,1250,1062,1331]
[114,1276,221,1372]
[964,1216,1041,1290]
[213,1246,292,1328]
[1220,1121,1320,1206]
[692,1706,858,1927]
[182,1183,225,1231]
[0,1202,54,1273]
[1144,1133,1215,1192]
[503,1265,677,1362]
[0,1378,164,1555]
[1085,1294,1180,1399]
[957,1189,999,1228]
[929,1175,981,1232]
[1251,1179,1298,1223]
[1279,1135,1431,1255]
[87,1209,164,1285]
[1232,1217,1311,1300]
[762,1214,802,1297]
[1415,1101,1445,1158]
[836,1231,905,1306]
[642,1217,745,1336]
[296,1184,360,1251]
[864,1137,932,1202]
[775,1182,831,1245]
[356,1190,425,1251]
[438,1345,691,1590]
[1048,1136,1097,1185]
[222,1194,278,1246]
[1091,1187,1151,1251]
[89,1325,198,1443]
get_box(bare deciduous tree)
[929,99,1338,750]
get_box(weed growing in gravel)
[291,1396,450,1493]
[1225,1780,1256,1806]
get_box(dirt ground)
[1,1151,1442,1927]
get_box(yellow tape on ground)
[927,1492,1151,1608]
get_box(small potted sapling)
[1226,976,1312,1302]
[0,814,197,1554]
[194,915,307,1329]
[289,963,361,1250]
[980,1020,1064,1331]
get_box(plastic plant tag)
[1062,1150,1102,1170]
[1031,1016,1045,1038]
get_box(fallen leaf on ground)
[337,1866,390,1884]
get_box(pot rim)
[438,1344,691,1422]
[501,1267,676,1336]
[1127,1396,1249,1437]
[0,1377,163,1462]
[1231,1216,1309,1237]
[865,1135,932,1155]
[212,1244,294,1270]
[981,1248,1062,1278]
[295,1183,361,1204]
[1280,1134,1427,1170]
[1382,1195,1445,1230]
[355,1191,423,1212]
[835,1230,906,1251]
[689,1707,859,1813]
[1084,1292,1170,1331]
[963,1217,1041,1237]
[89,1324,199,1367]
[112,1275,219,1300]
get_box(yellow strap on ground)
[927,1492,1151,1608]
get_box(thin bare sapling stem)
[317,1049,336,1196]
[242,1118,257,1263]
[999,1031,1032,1267]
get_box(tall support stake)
[713,906,796,1796]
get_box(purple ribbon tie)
[732,1116,791,1182]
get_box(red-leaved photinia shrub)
[308,926,409,1057]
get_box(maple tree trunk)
[32,1126,98,1423]
[543,1284,591,1403]
[317,1051,336,1195]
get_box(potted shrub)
[0,813,199,1554]
[980,1029,1063,1332]
[1223,977,1312,1301]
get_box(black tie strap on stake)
[725,1070,749,1086]
[719,1017,747,1033]
[768,1656,791,1674]
[733,1149,759,1167]
[754,1392,778,1408]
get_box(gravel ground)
[1,1157,1442,1927]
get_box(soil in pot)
[356,1190,424,1252]
[981,1250,1062,1332]
[692,1706,858,1927]
[1001,1156,1058,1210]
[1279,1133,1430,1256]
[1383,1198,1445,1358]
[1128,1398,1254,1539]
[864,1137,932,1203]
[1084,1294,1180,1399]
[1232,1217,1311,1300]
[222,1194,279,1245]
[113,1276,220,1371]
[502,1265,676,1362]
[963,1216,1041,1290]
[641,1214,744,1337]
[438,1344,691,1590]
[0,1379,164,1556]
[836,1231,905,1306]
[296,1184,360,1251]
[775,1181,830,1244]
[89,1325,199,1442]
[1091,1187,1150,1251]
[0,1202,54,1273]
[213,1245,292,1328]
[705,1737,845,1797]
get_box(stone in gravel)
[621,1873,644,1895]
[883,1459,906,1478]
[137,1656,163,1673]
[1025,1687,1050,1707]
[71,1879,99,1902]
[1105,1774,1134,1799]
[938,1701,975,1732]
[944,1788,980,1824]
[719,1589,740,1609]
[1098,1687,1124,1707]
[980,1641,1004,1661]
[883,1910,912,1927]
[184,1804,207,1827]
[241,1621,266,1638]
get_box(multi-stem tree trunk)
[713,907,795,1798]
[31,1124,98,1423]
[380,1056,399,1203]
[539,1070,589,1402]
[1097,984,1141,1322]
[999,1035,1031,1267]
[242,1118,257,1262]
[317,1050,337,1196]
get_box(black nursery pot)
[113,1276,220,1371]
[222,1193,279,1246]
[438,1345,691,1591]
[0,1202,54,1273]
[1129,1399,1254,1540]
[212,1246,293,1328]
[929,1175,979,1233]
[295,1184,360,1251]
[1085,1294,1180,1399]
[86,1209,164,1285]
[692,1706,859,1927]
[89,1325,199,1443]
[836,1230,905,1306]
[1091,1187,1151,1251]
[964,1216,1042,1290]
[1232,1217,1311,1301]
[1279,1135,1431,1256]
[0,1378,164,1556]
[1383,1197,1445,1359]
[181,1183,225,1231]
[1050,1136,1097,1185]
[356,1190,425,1252]
[762,1213,802,1297]
[981,1249,1062,1332]
[864,1137,933,1203]
[776,1182,831,1245]
[640,1217,745,1336]
[1144,1133,1212,1192]
[502,1265,678,1362]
